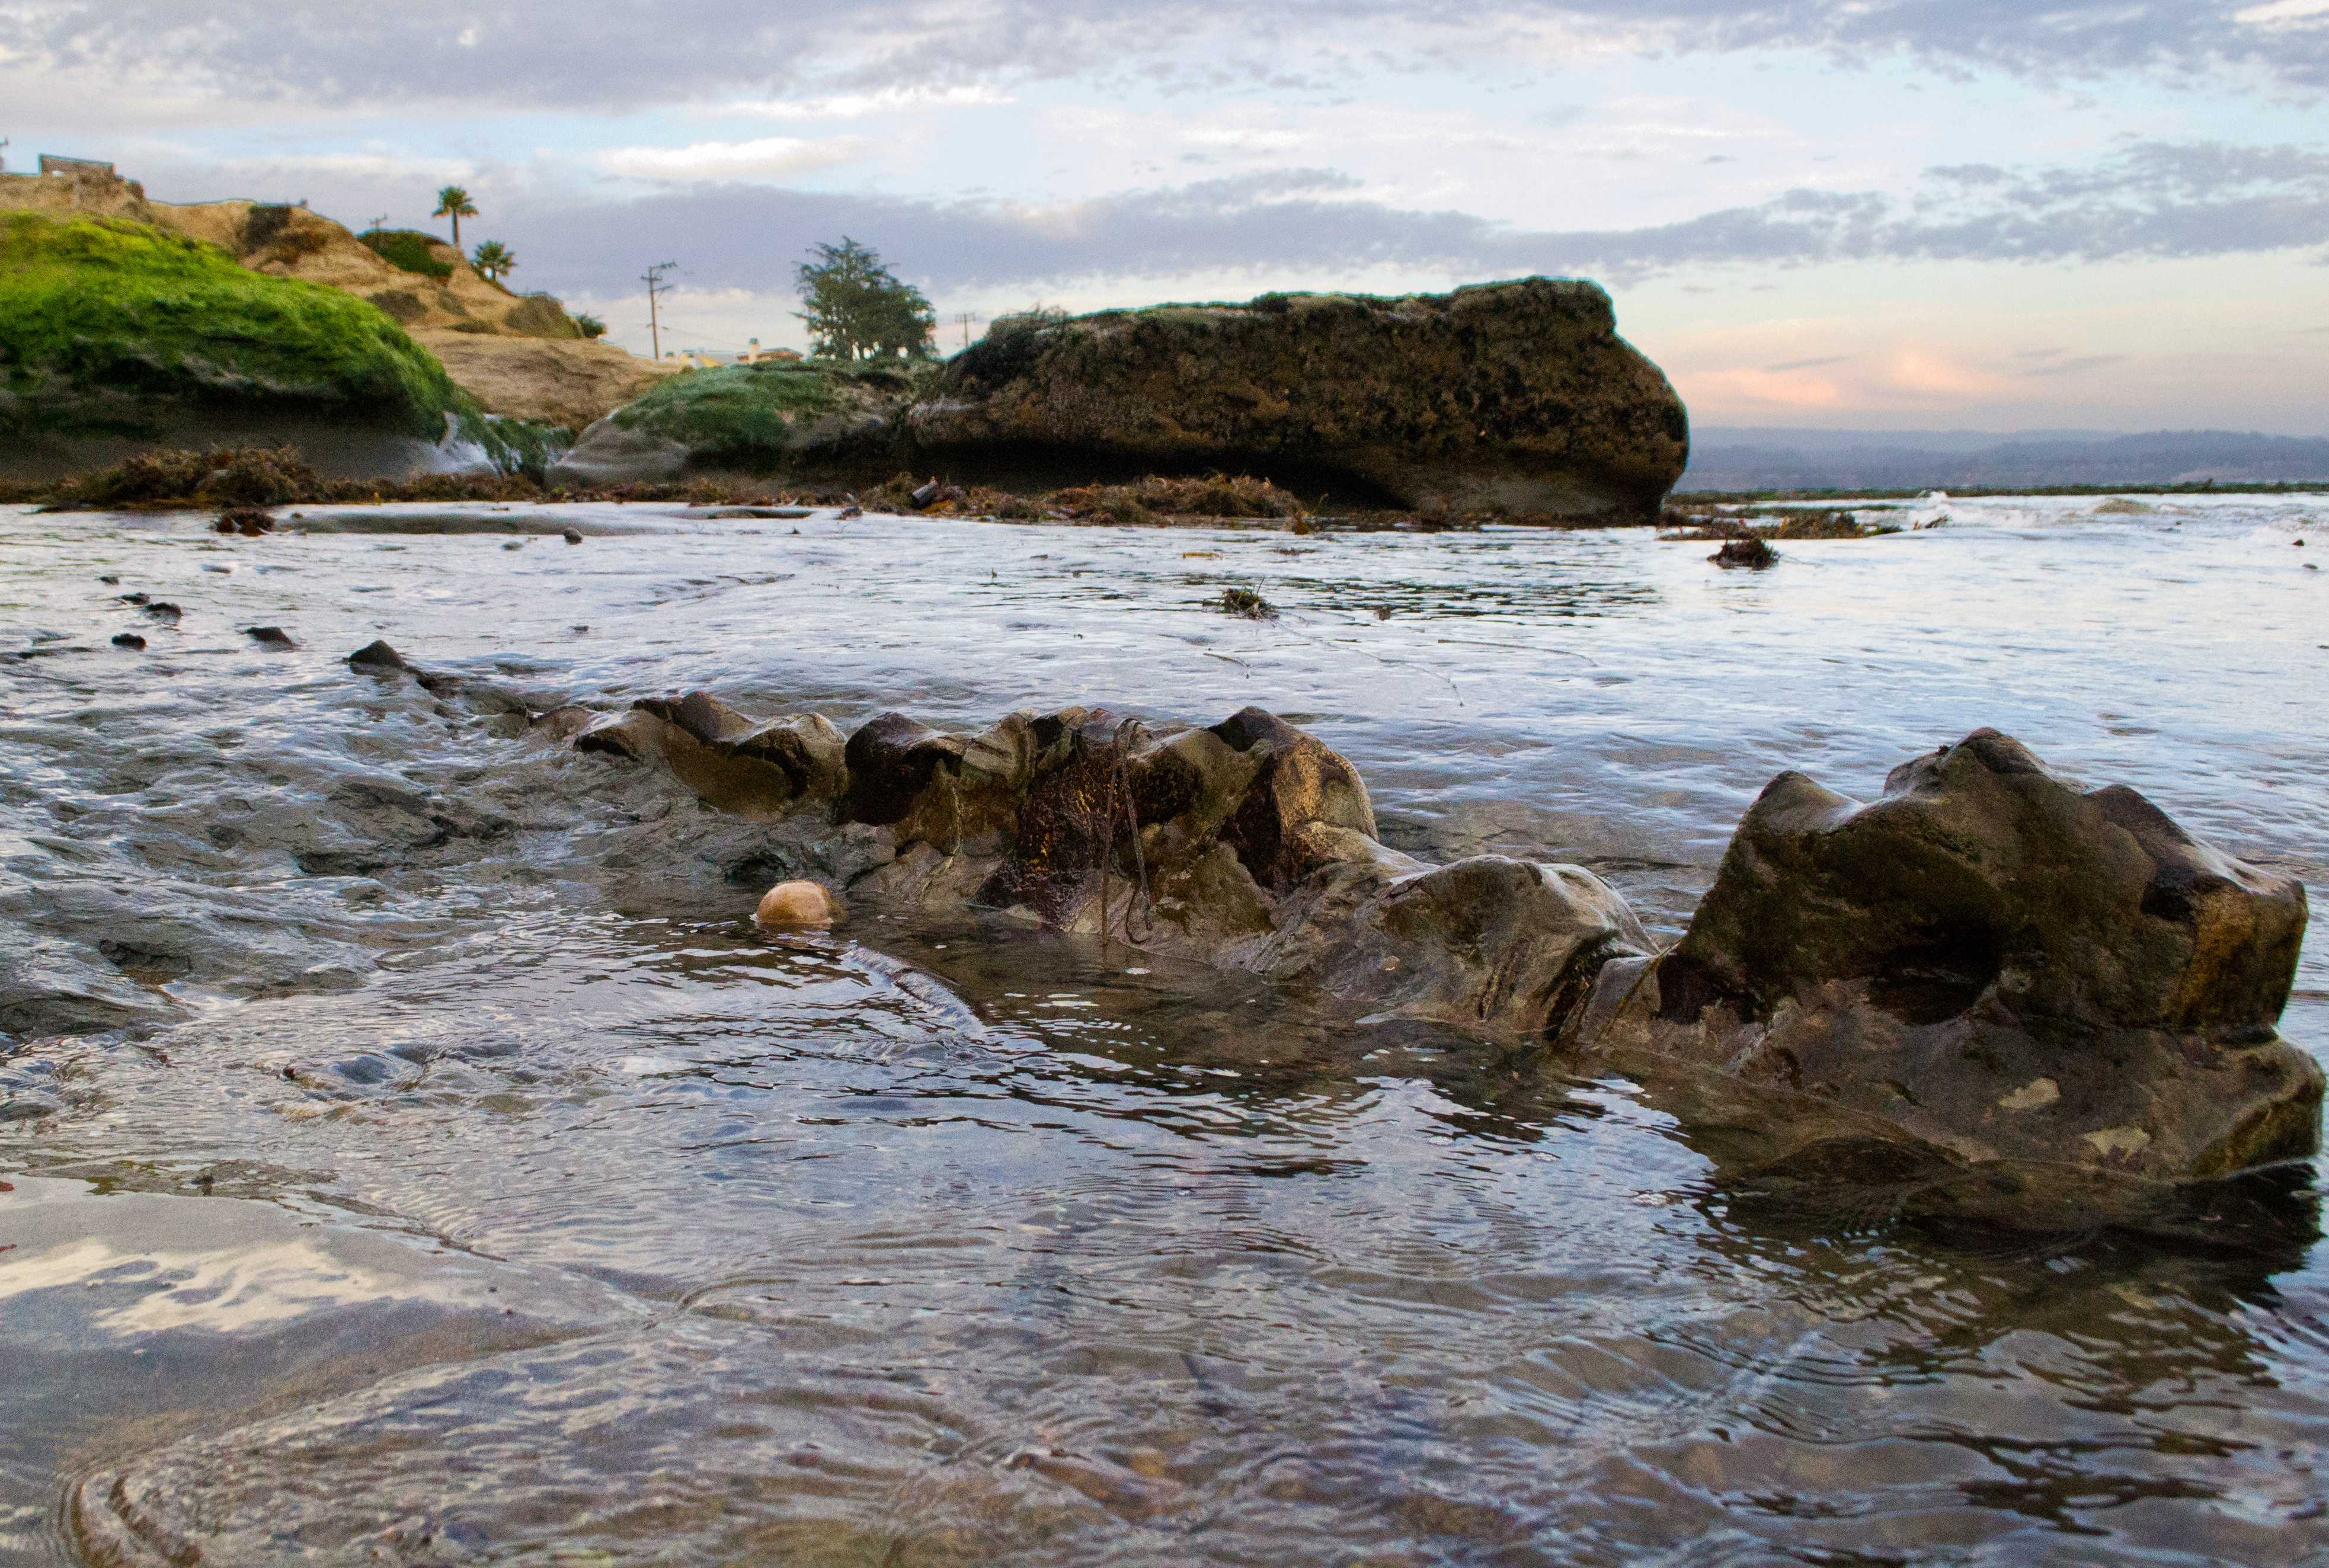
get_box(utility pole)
[0,139,10,175]
[642,261,677,361]
[369,212,389,234]
[955,311,980,351]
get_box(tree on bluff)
[795,238,935,361]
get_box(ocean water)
[1,491,2325,1565]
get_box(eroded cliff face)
[908,280,1691,521]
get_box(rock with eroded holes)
[549,689,2318,1193]
[1567,729,2320,1183]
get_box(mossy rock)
[0,212,468,442]
[917,277,1690,521]
[559,360,912,481]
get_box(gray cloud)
[461,139,2329,301]
[3,1,2324,115]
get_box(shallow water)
[2,493,2326,1565]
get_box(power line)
[641,261,678,362]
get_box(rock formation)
[913,281,1689,521]
[552,362,907,487]
[1569,730,2320,1185]
[555,281,1691,521]
[513,670,2317,1193]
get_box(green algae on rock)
[554,360,916,484]
[0,213,468,445]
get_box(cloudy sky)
[5,1,2327,432]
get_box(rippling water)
[2,493,2325,1565]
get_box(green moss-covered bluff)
[0,213,467,441]
[557,360,911,484]
[911,278,1690,521]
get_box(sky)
[4,1,2327,433]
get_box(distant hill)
[1679,427,2329,492]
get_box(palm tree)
[469,241,515,283]
[433,185,477,249]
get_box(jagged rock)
[1129,708,1376,892]
[244,626,296,648]
[1570,730,2320,1183]
[530,680,2318,1197]
[347,640,409,671]
[561,690,1628,1036]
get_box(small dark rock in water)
[1220,587,1275,619]
[142,601,183,621]
[562,527,584,544]
[837,505,862,520]
[98,574,119,585]
[111,632,146,649]
[1712,538,1777,569]
[245,626,297,648]
[347,639,410,671]
[213,517,235,535]
[218,507,274,536]
[119,591,149,606]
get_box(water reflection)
[2,495,2325,1564]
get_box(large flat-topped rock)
[909,280,1689,523]
[556,279,1691,521]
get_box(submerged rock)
[1711,537,1777,568]
[1570,730,2320,1185]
